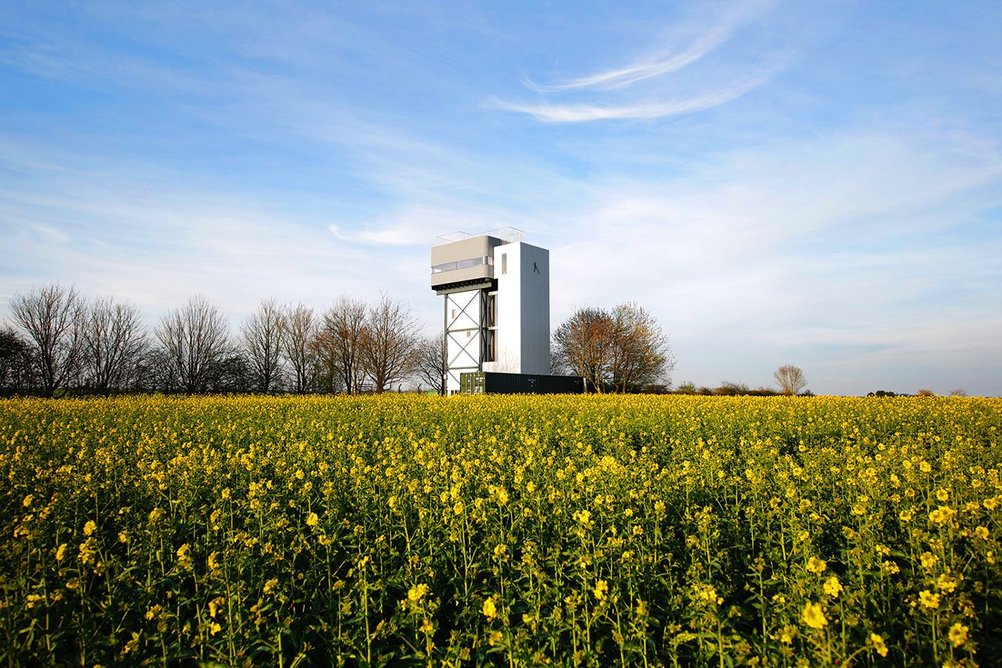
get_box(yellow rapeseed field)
[1,394,999,666]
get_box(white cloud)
[544,129,1002,392]
[523,1,766,93]
[495,75,770,122]
[500,0,780,123]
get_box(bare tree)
[282,303,318,394]
[10,284,84,397]
[156,295,230,394]
[553,304,672,393]
[774,365,807,396]
[322,297,368,395]
[552,307,615,393]
[609,303,673,392]
[414,334,446,395]
[0,326,34,394]
[361,294,419,393]
[241,298,286,393]
[80,297,147,394]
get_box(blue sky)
[2,1,1001,395]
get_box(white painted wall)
[484,242,550,375]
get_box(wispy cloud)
[495,75,768,123]
[500,0,777,123]
[523,19,738,93]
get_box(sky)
[2,1,1001,396]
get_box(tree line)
[1,284,446,397]
[2,284,682,397]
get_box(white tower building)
[431,229,550,394]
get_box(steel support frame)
[443,288,493,392]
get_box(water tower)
[431,228,550,394]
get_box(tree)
[208,350,254,393]
[774,365,807,396]
[80,297,147,394]
[552,304,672,393]
[282,303,318,394]
[322,297,368,395]
[609,303,673,392]
[241,298,286,393]
[552,307,615,392]
[10,284,84,397]
[0,326,34,394]
[156,296,230,394]
[414,334,447,395]
[360,294,420,393]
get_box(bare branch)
[9,284,84,396]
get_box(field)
[1,395,1000,666]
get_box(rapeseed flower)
[949,623,968,647]
[801,602,827,629]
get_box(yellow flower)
[408,583,428,603]
[929,506,956,525]
[83,520,97,536]
[823,576,843,598]
[882,560,900,576]
[806,556,827,574]
[208,596,225,618]
[593,580,608,602]
[55,543,67,562]
[975,525,989,540]
[801,601,827,629]
[948,622,968,647]
[305,512,319,527]
[482,595,498,621]
[920,552,938,570]
[936,488,950,502]
[870,633,888,657]
[918,590,940,610]
[176,543,193,571]
[263,578,279,595]
[936,572,960,593]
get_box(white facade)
[431,232,550,394]
[483,241,549,375]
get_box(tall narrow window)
[501,253,507,275]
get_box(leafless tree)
[774,365,807,396]
[9,284,84,397]
[80,297,147,393]
[241,298,286,393]
[414,334,446,395]
[322,297,368,395]
[552,307,615,392]
[361,294,419,393]
[609,303,672,392]
[0,326,35,393]
[156,295,230,394]
[281,303,318,394]
[553,304,672,393]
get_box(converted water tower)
[431,228,550,394]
